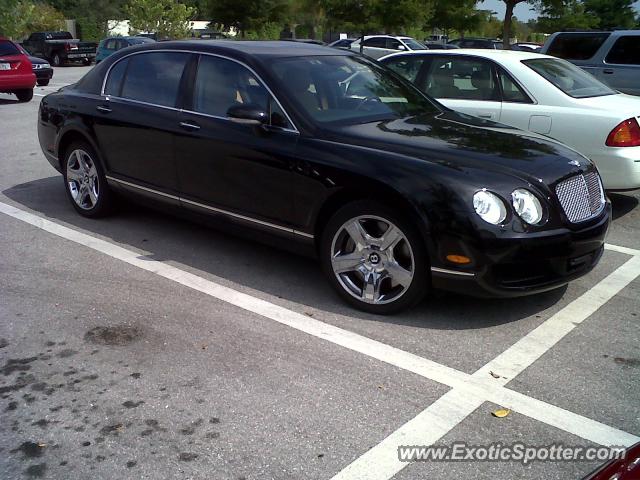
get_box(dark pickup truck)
[22,31,97,67]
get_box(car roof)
[140,40,352,58]
[380,48,551,62]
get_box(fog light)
[446,254,471,264]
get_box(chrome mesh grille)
[555,172,604,223]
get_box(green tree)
[207,0,288,37]
[126,0,195,39]
[583,0,637,29]
[288,0,325,39]
[428,0,483,36]
[535,0,598,32]
[0,0,66,40]
[485,0,562,49]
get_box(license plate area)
[0,63,10,70]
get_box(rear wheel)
[51,53,62,67]
[15,89,33,102]
[82,58,92,66]
[320,200,428,314]
[37,79,49,86]
[62,141,113,218]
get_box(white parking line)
[606,243,640,257]
[0,200,638,480]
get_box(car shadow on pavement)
[609,193,639,220]
[0,98,19,105]
[4,176,571,330]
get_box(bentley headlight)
[512,188,544,225]
[473,190,507,225]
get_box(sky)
[479,0,640,22]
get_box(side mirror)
[227,104,268,126]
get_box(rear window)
[523,58,615,98]
[46,32,73,40]
[546,33,610,60]
[119,52,190,107]
[0,41,20,56]
[128,38,154,45]
[605,36,640,65]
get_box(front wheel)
[320,200,429,314]
[62,142,114,218]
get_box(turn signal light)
[446,254,471,265]
[606,118,640,147]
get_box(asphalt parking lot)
[0,66,639,480]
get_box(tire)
[82,58,92,66]
[37,79,49,86]
[62,141,114,218]
[320,200,429,314]
[51,53,62,67]
[15,89,33,102]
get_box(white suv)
[350,35,427,59]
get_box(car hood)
[322,110,591,186]
[573,93,640,119]
[28,55,49,65]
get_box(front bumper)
[34,68,53,81]
[430,204,611,298]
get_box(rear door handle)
[96,105,111,113]
[603,69,614,74]
[179,121,200,131]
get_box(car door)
[601,35,640,96]
[174,54,298,226]
[492,65,553,134]
[421,55,502,121]
[362,37,392,59]
[92,50,191,193]
[25,33,45,57]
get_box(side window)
[546,33,610,61]
[497,68,532,103]
[425,57,498,101]
[193,55,292,128]
[605,36,640,65]
[105,39,117,50]
[120,52,189,107]
[387,39,404,51]
[363,37,386,48]
[385,56,426,84]
[104,58,129,96]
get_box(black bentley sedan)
[37,41,610,314]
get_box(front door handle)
[603,69,614,74]
[179,121,200,131]
[96,105,111,113]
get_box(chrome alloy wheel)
[330,215,415,305]
[66,149,99,210]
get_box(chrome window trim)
[105,175,314,239]
[100,49,299,133]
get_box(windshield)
[269,55,439,126]
[402,38,427,50]
[523,58,615,98]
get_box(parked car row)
[22,31,96,67]
[380,48,640,191]
[38,40,613,313]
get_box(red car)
[0,37,36,102]
[583,442,640,480]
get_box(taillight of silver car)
[606,118,640,147]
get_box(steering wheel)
[355,96,382,111]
